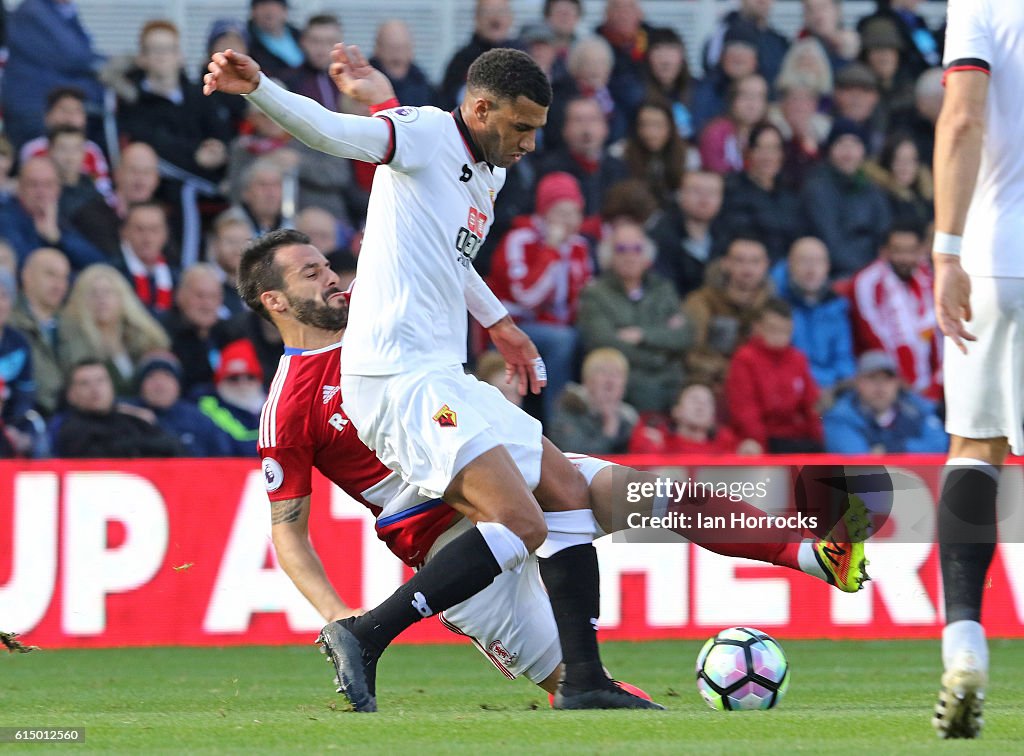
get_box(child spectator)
[629,382,740,455]
[549,347,637,455]
[725,298,823,453]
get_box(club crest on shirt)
[432,404,458,427]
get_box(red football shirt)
[257,342,458,567]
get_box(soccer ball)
[695,627,789,711]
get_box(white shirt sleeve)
[244,74,392,163]
[464,264,508,328]
[943,0,993,69]
[374,106,447,173]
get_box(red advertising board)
[2,456,1023,648]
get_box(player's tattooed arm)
[270,496,309,526]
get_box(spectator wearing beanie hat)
[197,339,265,456]
[246,0,304,82]
[133,351,234,457]
[801,118,891,279]
[206,19,250,132]
[487,172,593,422]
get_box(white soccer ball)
[695,626,789,710]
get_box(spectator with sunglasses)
[577,219,690,413]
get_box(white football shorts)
[944,276,1024,454]
[343,365,543,499]
[433,454,615,683]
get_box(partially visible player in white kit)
[205,44,655,711]
[241,230,870,705]
[931,0,1024,740]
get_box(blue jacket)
[0,325,35,425]
[0,198,107,271]
[824,390,948,454]
[2,0,105,148]
[133,399,235,458]
[197,394,260,457]
[772,262,856,390]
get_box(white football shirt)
[246,76,509,374]
[943,0,1024,277]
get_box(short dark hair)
[46,86,86,112]
[306,13,340,30]
[758,297,793,321]
[65,358,108,394]
[466,48,552,107]
[886,217,925,243]
[726,233,768,256]
[544,0,581,16]
[746,121,784,152]
[238,229,310,321]
[124,200,167,222]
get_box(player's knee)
[509,509,548,553]
[477,520,533,571]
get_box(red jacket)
[725,335,822,445]
[487,215,593,326]
[850,259,941,399]
[628,414,740,454]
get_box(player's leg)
[934,276,1022,738]
[324,372,547,710]
[584,462,869,591]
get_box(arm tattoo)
[270,498,305,525]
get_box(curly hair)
[466,48,552,107]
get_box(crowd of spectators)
[0,0,951,459]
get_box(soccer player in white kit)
[205,46,657,711]
[931,0,1024,739]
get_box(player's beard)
[289,289,349,331]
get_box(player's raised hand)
[934,256,976,354]
[488,316,547,396]
[329,43,396,106]
[203,49,262,96]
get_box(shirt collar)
[452,108,490,167]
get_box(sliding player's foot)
[933,652,987,739]
[317,618,379,712]
[553,679,665,710]
[814,494,871,593]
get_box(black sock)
[938,466,999,624]
[539,543,608,689]
[349,527,501,656]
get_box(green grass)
[2,640,1022,754]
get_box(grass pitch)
[2,639,1022,754]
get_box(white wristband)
[933,232,963,257]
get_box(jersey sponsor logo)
[322,385,340,404]
[388,106,420,123]
[454,206,487,268]
[328,413,349,432]
[432,404,458,428]
[410,591,433,617]
[262,457,284,492]
[487,639,519,666]
[459,164,473,182]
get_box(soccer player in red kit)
[241,230,869,708]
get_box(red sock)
[669,494,803,571]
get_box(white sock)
[535,510,598,558]
[797,539,828,581]
[942,620,989,673]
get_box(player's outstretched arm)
[329,43,397,107]
[209,60,393,164]
[270,495,361,622]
